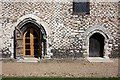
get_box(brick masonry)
[0,1,119,58]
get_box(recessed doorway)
[89,33,105,57]
[14,17,48,59]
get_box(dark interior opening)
[89,33,105,57]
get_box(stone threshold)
[16,57,40,63]
[87,57,113,62]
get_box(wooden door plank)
[30,29,34,57]
[23,31,26,56]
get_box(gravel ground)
[2,58,119,77]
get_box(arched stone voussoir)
[15,14,51,36]
[84,25,112,40]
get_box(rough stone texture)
[0,1,2,58]
[0,1,119,58]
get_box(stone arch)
[15,14,51,36]
[16,17,47,39]
[14,14,51,59]
[84,25,111,58]
[84,25,111,40]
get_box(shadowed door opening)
[89,33,105,57]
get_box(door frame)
[86,31,109,58]
[14,17,48,59]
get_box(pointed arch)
[84,25,111,40]
[15,14,51,36]
[84,25,111,58]
[14,14,51,59]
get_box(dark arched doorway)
[89,33,105,57]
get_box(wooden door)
[89,38,100,57]
[89,33,104,57]
[14,28,23,58]
[23,28,40,57]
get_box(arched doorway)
[89,33,105,57]
[14,18,47,59]
[23,28,40,57]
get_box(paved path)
[2,59,118,77]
